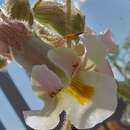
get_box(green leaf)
[121,104,130,125]
[125,61,130,72]
[5,0,33,25]
[33,1,85,35]
[118,82,130,102]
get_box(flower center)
[64,77,94,105]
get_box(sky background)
[0,0,130,130]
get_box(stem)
[66,0,72,32]
[61,119,72,130]
[66,0,72,47]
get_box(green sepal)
[33,1,85,35]
[71,11,85,34]
[6,0,33,25]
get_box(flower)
[0,19,30,59]
[24,39,117,130]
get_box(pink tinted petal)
[48,48,80,77]
[84,27,117,54]
[0,41,9,56]
[100,30,118,53]
[32,65,62,94]
[85,26,96,35]
[0,21,30,54]
[96,60,114,76]
[82,35,106,65]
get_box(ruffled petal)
[60,71,117,129]
[31,64,63,94]
[84,26,96,35]
[24,110,59,130]
[84,28,117,53]
[82,34,106,65]
[48,47,80,77]
[96,59,113,76]
[99,30,118,53]
[24,97,62,130]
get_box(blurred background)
[0,0,130,130]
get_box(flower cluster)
[0,0,118,130]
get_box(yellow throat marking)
[64,77,94,105]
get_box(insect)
[52,32,83,47]
[64,32,83,41]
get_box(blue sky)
[81,0,130,45]
[0,0,130,130]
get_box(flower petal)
[0,41,9,56]
[24,98,61,130]
[71,71,117,129]
[60,71,117,129]
[24,110,59,130]
[48,47,80,77]
[99,30,118,53]
[31,64,63,94]
[96,59,114,76]
[84,26,96,35]
[82,34,106,65]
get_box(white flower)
[23,35,117,130]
